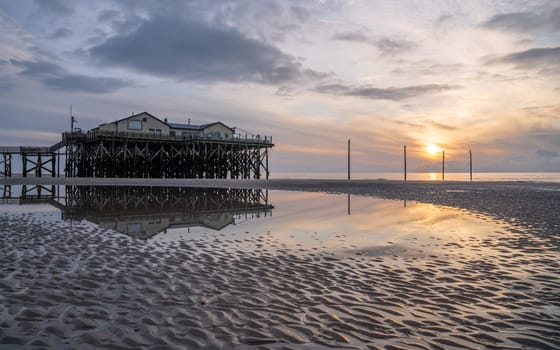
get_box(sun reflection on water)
[159,190,515,260]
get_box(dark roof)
[167,123,205,130]
[168,121,233,131]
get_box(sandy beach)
[1,179,559,349]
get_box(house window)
[127,223,142,233]
[149,128,155,134]
[170,131,176,136]
[128,120,142,130]
[155,129,162,135]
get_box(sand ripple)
[1,209,560,349]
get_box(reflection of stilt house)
[0,184,58,205]
[64,112,273,179]
[58,186,273,239]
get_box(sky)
[0,0,559,173]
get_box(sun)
[426,144,441,155]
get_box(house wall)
[98,216,171,237]
[199,213,234,230]
[172,129,201,138]
[98,113,170,135]
[203,123,233,139]
[97,123,117,132]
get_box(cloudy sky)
[1,0,559,173]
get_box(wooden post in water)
[442,150,445,181]
[403,145,407,181]
[469,150,472,181]
[347,139,350,180]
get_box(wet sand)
[1,179,560,349]
[1,205,560,349]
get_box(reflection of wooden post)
[442,150,445,181]
[51,154,56,177]
[347,193,351,215]
[22,154,27,177]
[403,145,407,181]
[469,150,472,181]
[347,139,350,180]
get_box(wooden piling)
[62,132,273,179]
[404,145,407,181]
[442,150,445,181]
[347,139,350,180]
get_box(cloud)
[0,78,15,92]
[97,9,121,23]
[290,5,311,22]
[332,30,415,55]
[392,60,464,78]
[50,27,72,39]
[482,6,560,33]
[11,59,131,93]
[314,83,461,101]
[89,16,325,85]
[33,0,73,16]
[426,119,457,131]
[276,86,297,97]
[535,149,558,159]
[490,47,560,72]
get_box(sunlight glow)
[426,144,441,155]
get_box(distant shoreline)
[1,176,559,187]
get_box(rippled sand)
[1,205,559,349]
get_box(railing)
[63,130,273,144]
[0,146,53,154]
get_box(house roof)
[119,112,168,125]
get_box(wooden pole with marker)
[404,145,407,181]
[469,149,472,181]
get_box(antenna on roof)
[188,117,191,125]
[70,104,76,133]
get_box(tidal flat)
[0,184,559,349]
